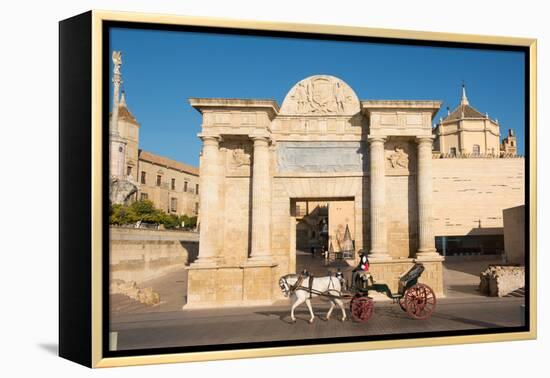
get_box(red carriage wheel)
[350,295,374,322]
[398,296,407,312]
[402,283,436,320]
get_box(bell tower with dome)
[433,85,503,157]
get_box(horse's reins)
[285,274,340,299]
[288,274,304,295]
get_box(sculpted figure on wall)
[280,75,361,116]
[225,142,252,176]
[231,148,251,168]
[387,146,409,169]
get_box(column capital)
[198,133,222,144]
[416,136,435,145]
[250,133,271,143]
[367,136,386,144]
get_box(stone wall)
[386,175,417,258]
[110,227,199,283]
[432,158,525,237]
[503,205,526,265]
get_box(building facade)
[185,75,525,308]
[110,92,200,217]
[433,85,517,158]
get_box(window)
[140,171,146,184]
[170,197,178,212]
[450,147,457,156]
[184,181,188,192]
[140,192,148,201]
[171,178,176,190]
[472,144,481,156]
[511,141,515,147]
[156,175,161,186]
[196,184,199,195]
[195,202,199,214]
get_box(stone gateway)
[185,75,524,308]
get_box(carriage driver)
[352,252,374,289]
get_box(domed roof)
[280,75,360,116]
[442,85,486,122]
[444,103,486,121]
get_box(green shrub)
[109,200,197,230]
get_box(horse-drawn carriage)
[348,261,437,322]
[278,255,437,323]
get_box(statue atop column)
[112,51,122,74]
[109,50,137,205]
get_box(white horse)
[279,274,347,323]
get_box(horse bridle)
[279,274,304,297]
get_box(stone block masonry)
[109,227,198,283]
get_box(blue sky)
[110,27,525,166]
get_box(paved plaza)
[110,252,525,351]
[111,296,524,351]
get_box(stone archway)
[186,75,445,309]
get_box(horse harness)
[288,273,338,299]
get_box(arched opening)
[292,197,355,275]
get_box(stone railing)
[432,151,525,159]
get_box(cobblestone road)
[110,296,525,351]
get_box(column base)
[368,250,392,262]
[188,257,221,269]
[244,256,276,267]
[416,250,444,261]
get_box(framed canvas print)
[59,10,537,368]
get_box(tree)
[109,199,198,230]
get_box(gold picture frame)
[59,9,537,368]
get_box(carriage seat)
[398,263,425,293]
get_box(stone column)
[248,135,273,263]
[109,50,126,178]
[416,136,439,258]
[194,135,222,266]
[368,137,390,260]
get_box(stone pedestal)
[242,262,277,304]
[185,263,278,309]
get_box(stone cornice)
[361,100,442,117]
[189,98,280,119]
[438,117,498,126]
[436,128,501,137]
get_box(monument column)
[416,136,439,258]
[194,134,222,266]
[248,135,273,263]
[109,51,127,178]
[368,136,390,260]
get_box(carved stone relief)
[387,146,409,169]
[224,141,252,176]
[385,140,415,175]
[280,75,361,116]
